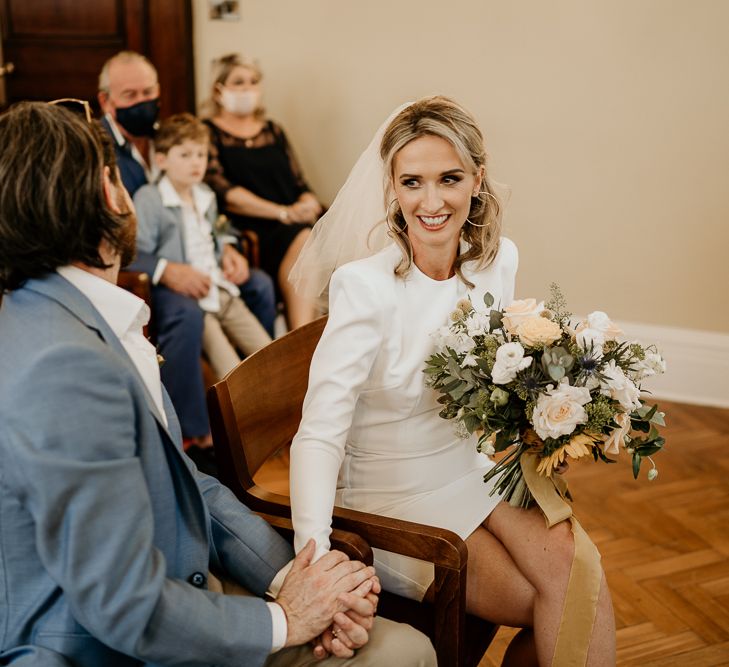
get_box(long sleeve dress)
[290,238,519,600]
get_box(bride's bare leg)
[484,502,616,667]
[278,228,316,330]
[462,526,538,666]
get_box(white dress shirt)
[56,265,287,652]
[155,177,239,313]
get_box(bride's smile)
[392,133,482,277]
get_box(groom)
[0,102,436,667]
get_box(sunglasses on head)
[48,98,93,123]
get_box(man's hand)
[276,539,376,649]
[221,244,250,285]
[160,262,211,299]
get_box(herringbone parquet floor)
[480,400,729,666]
[254,400,729,665]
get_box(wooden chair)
[207,316,498,667]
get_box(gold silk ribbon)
[521,453,603,666]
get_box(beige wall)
[193,0,729,333]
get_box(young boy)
[133,113,271,380]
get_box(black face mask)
[115,98,160,137]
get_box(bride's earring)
[385,198,407,236]
[467,188,497,227]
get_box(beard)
[115,185,138,268]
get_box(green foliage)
[586,394,617,433]
[544,283,572,325]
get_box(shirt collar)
[158,176,215,215]
[57,265,149,339]
[104,112,127,148]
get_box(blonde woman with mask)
[204,54,321,329]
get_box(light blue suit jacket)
[0,273,293,666]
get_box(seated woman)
[203,53,321,330]
[289,97,616,666]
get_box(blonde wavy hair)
[379,96,502,287]
[202,53,265,118]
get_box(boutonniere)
[214,214,231,234]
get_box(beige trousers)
[209,574,436,667]
[202,289,271,379]
[264,616,437,667]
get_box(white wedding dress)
[290,238,518,600]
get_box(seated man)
[0,102,436,667]
[99,50,276,449]
[134,113,271,380]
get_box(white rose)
[491,342,532,384]
[575,311,622,352]
[452,332,476,356]
[629,350,667,381]
[462,353,478,367]
[465,310,491,338]
[601,360,641,411]
[532,382,591,440]
[502,299,545,334]
[602,411,631,456]
[432,327,475,356]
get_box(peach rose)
[502,299,545,334]
[516,316,562,347]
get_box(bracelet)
[278,206,290,223]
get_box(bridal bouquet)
[424,285,666,508]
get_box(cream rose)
[516,316,562,347]
[532,382,591,440]
[602,411,631,456]
[502,299,545,334]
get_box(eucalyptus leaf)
[483,292,495,308]
[632,452,642,480]
[547,365,566,382]
[489,310,503,332]
[650,411,666,426]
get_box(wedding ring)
[331,628,339,638]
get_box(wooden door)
[0,0,194,115]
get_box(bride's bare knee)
[538,521,575,590]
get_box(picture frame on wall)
[209,0,239,21]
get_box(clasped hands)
[276,539,380,660]
[159,245,249,298]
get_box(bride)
[288,97,615,666]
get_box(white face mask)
[219,88,260,116]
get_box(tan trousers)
[264,616,437,666]
[209,574,436,667]
[202,289,271,379]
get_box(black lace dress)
[204,119,313,292]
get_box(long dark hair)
[0,102,129,292]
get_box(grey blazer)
[132,181,233,276]
[0,273,293,666]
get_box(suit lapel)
[25,273,176,442]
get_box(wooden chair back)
[207,316,497,667]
